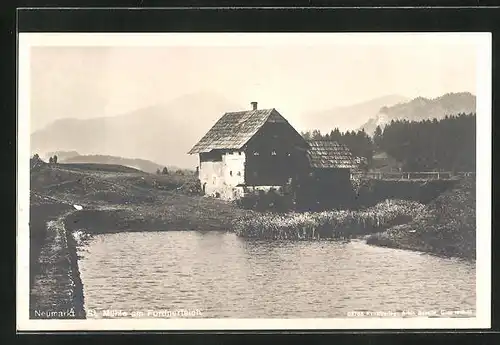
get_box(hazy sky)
[30,35,478,132]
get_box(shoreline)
[364,233,475,262]
[365,227,475,262]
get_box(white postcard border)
[17,32,492,331]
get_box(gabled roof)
[306,140,357,169]
[188,108,294,154]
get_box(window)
[271,150,277,156]
[230,171,233,176]
[239,152,242,155]
[253,152,260,156]
[237,171,241,176]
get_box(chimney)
[251,101,258,110]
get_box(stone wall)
[198,151,246,200]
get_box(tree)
[301,131,312,141]
[312,129,322,140]
[162,167,169,175]
[53,155,58,164]
[373,125,383,148]
[156,168,161,175]
[329,128,341,142]
[49,157,54,164]
[375,113,475,172]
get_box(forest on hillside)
[301,112,476,172]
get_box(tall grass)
[233,199,425,240]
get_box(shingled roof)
[188,108,293,154]
[306,140,357,169]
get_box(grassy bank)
[31,162,256,233]
[234,199,425,240]
[366,178,475,260]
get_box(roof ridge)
[188,107,281,154]
[224,108,275,114]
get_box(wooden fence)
[350,171,476,181]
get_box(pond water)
[77,231,476,319]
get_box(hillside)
[30,161,256,235]
[301,94,408,133]
[30,91,241,169]
[52,152,171,174]
[360,92,476,135]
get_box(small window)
[239,152,242,155]
[253,152,260,156]
[230,171,233,176]
[271,150,277,156]
[287,152,291,157]
[237,171,241,176]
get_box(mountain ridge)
[359,92,476,135]
[301,94,409,133]
[31,91,242,169]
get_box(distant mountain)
[52,152,172,174]
[359,92,476,135]
[31,92,242,169]
[301,95,409,133]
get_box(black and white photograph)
[17,32,491,330]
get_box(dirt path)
[30,211,86,319]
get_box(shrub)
[179,178,202,196]
[235,188,294,213]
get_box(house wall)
[244,122,310,186]
[198,150,246,200]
